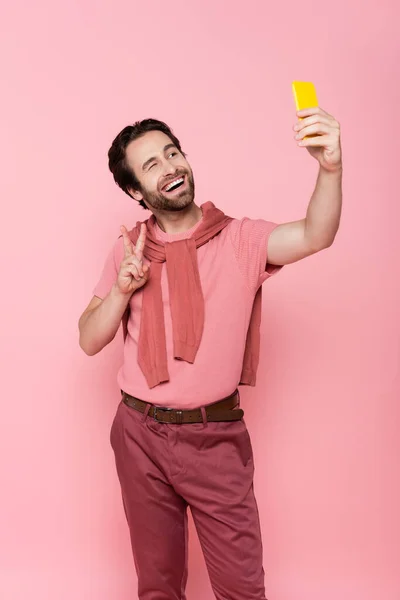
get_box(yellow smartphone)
[292,81,319,138]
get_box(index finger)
[297,107,329,118]
[134,223,147,260]
[120,225,134,257]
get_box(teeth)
[165,177,184,191]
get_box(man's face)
[126,130,195,211]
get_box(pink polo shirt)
[93,216,281,409]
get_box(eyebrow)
[141,143,177,171]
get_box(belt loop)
[142,403,150,423]
[200,406,208,428]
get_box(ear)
[128,187,144,202]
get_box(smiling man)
[79,113,342,600]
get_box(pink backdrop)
[1,1,399,599]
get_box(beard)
[140,169,195,212]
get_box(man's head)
[108,119,195,211]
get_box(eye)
[169,151,178,158]
[148,163,156,170]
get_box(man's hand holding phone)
[292,81,342,172]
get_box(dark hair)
[108,118,186,209]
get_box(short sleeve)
[229,218,282,292]
[92,237,124,299]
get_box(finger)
[120,225,133,257]
[296,123,331,140]
[134,223,147,261]
[124,255,144,278]
[294,115,333,131]
[297,107,330,119]
[130,262,150,281]
[298,134,333,147]
[128,263,142,281]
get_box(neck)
[153,202,203,234]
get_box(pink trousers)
[110,398,267,599]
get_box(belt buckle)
[153,405,173,422]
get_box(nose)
[161,158,177,176]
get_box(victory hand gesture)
[117,224,150,294]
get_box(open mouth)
[162,176,186,193]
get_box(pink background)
[1,1,399,599]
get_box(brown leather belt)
[121,390,243,424]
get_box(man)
[79,108,342,600]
